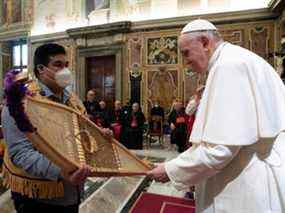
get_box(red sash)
[187,114,195,135]
[176,116,186,124]
[113,123,122,140]
[131,116,138,128]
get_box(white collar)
[207,41,227,71]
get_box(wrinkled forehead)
[87,91,95,96]
[178,34,198,48]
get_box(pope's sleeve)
[165,143,241,190]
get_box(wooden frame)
[25,95,151,177]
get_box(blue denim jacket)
[1,82,80,206]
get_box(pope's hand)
[147,163,170,183]
[170,123,176,130]
[62,164,92,186]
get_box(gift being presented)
[4,70,151,177]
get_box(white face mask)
[54,68,73,88]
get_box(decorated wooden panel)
[249,26,270,61]
[128,37,142,68]
[146,36,178,65]
[147,67,178,113]
[220,29,244,47]
[0,0,22,26]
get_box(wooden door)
[86,55,116,107]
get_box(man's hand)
[62,164,92,186]
[101,128,113,138]
[147,163,170,183]
[170,123,176,130]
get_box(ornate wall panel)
[146,36,178,65]
[219,29,244,47]
[0,0,22,25]
[147,68,178,114]
[23,0,34,23]
[126,22,275,115]
[0,0,34,27]
[128,37,142,68]
[219,21,275,65]
[139,31,181,114]
[249,26,270,61]
[12,0,22,23]
[0,42,12,78]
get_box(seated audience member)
[122,103,145,150]
[94,100,112,128]
[83,89,100,121]
[111,100,124,141]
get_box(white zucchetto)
[181,19,217,34]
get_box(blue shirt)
[1,82,80,206]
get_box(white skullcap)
[181,19,217,34]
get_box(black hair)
[33,43,66,78]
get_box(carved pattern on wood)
[249,26,269,60]
[128,37,142,68]
[1,0,22,26]
[24,0,34,23]
[146,36,178,65]
[147,67,178,113]
[220,29,244,46]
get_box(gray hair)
[186,30,223,42]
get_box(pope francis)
[148,19,285,213]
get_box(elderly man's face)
[179,34,209,73]
[132,103,139,112]
[114,101,121,110]
[87,91,96,102]
[99,101,106,109]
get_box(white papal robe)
[165,42,285,213]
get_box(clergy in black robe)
[111,100,124,141]
[168,101,188,153]
[94,100,112,128]
[122,103,146,150]
[83,89,100,121]
[149,101,165,135]
[150,101,165,120]
[121,101,131,115]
